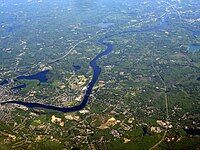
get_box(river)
[0,25,164,113]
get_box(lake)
[187,44,200,52]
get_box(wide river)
[0,25,164,113]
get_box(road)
[150,61,169,150]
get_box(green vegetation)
[0,0,200,149]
